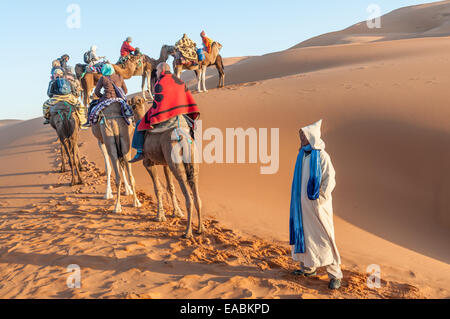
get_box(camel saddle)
[175,50,198,66]
[49,101,80,121]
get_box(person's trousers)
[132,120,145,152]
[301,262,343,280]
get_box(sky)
[0,0,434,120]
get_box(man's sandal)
[293,269,317,277]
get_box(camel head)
[164,45,176,56]
[128,96,148,121]
[165,45,177,58]
[213,42,223,51]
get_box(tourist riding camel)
[172,41,224,93]
[85,45,106,73]
[87,64,140,213]
[43,69,85,125]
[128,62,203,238]
[175,34,198,67]
[51,60,64,80]
[119,36,136,64]
[129,62,200,163]
[58,54,71,74]
[82,64,132,127]
[200,31,214,54]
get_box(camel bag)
[197,49,205,61]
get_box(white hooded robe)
[292,120,341,268]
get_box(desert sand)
[0,1,448,299]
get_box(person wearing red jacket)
[129,62,200,163]
[120,36,136,57]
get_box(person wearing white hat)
[289,119,343,290]
[88,45,104,66]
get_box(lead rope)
[174,116,193,145]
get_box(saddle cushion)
[88,98,133,125]
[138,71,199,131]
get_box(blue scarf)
[289,144,322,254]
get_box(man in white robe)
[291,119,343,290]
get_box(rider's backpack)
[54,78,72,95]
[83,51,91,64]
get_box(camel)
[91,102,142,212]
[77,55,142,107]
[129,96,202,238]
[172,42,225,93]
[76,45,175,106]
[49,103,84,186]
[128,96,184,219]
[143,45,176,97]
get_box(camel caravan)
[42,32,223,238]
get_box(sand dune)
[181,56,251,88]
[201,37,450,89]
[292,0,450,49]
[0,120,22,128]
[0,119,427,299]
[0,1,449,299]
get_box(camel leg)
[123,161,142,208]
[98,141,113,200]
[143,161,166,222]
[202,66,208,93]
[187,167,203,234]
[163,166,183,218]
[72,138,84,185]
[176,173,194,238]
[75,143,85,172]
[60,143,66,173]
[215,56,225,88]
[165,160,194,238]
[117,122,141,206]
[111,157,123,213]
[141,75,148,101]
[121,164,133,196]
[147,72,154,101]
[217,68,225,88]
[62,139,77,186]
[196,69,203,93]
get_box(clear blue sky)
[0,0,432,120]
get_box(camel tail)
[61,112,76,140]
[113,130,125,162]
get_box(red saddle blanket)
[138,72,200,131]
